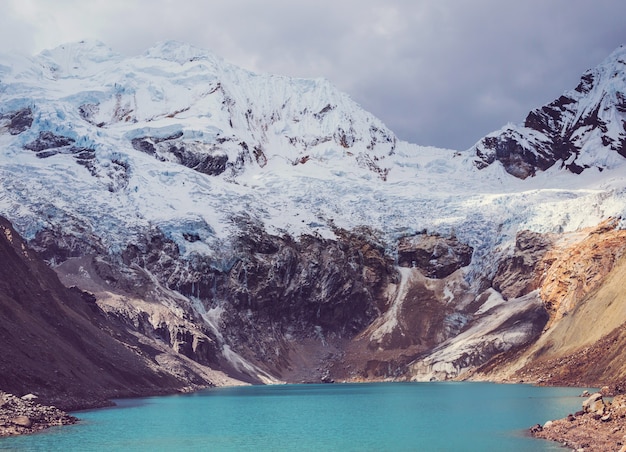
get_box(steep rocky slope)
[469,219,626,388]
[0,216,241,410]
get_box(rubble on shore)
[0,392,77,437]
[531,390,626,451]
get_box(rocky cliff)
[0,216,242,410]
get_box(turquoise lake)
[0,382,589,451]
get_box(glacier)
[2,41,623,264]
[1,39,625,383]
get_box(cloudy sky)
[1,0,625,150]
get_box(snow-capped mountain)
[1,40,626,388]
[472,45,626,179]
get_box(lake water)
[0,382,589,451]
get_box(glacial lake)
[0,382,589,451]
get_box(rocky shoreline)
[0,392,77,437]
[531,390,626,452]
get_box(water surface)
[0,382,588,451]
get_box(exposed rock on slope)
[511,252,626,388]
[473,45,626,178]
[491,230,556,300]
[471,219,626,387]
[404,218,626,383]
[537,218,626,326]
[404,290,549,382]
[0,108,33,135]
[0,216,238,410]
[397,233,473,278]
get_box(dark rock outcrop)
[473,132,555,179]
[24,131,75,152]
[1,108,33,135]
[397,233,473,278]
[30,220,108,264]
[492,230,555,299]
[22,131,99,177]
[131,134,230,176]
[225,224,393,336]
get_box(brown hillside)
[0,216,212,410]
[516,251,626,388]
[475,219,626,388]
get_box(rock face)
[537,218,626,324]
[397,234,473,278]
[403,219,626,383]
[0,107,33,135]
[405,290,549,382]
[474,131,553,178]
[130,133,231,176]
[491,230,556,299]
[472,219,626,388]
[80,222,396,380]
[473,45,626,178]
[491,218,626,323]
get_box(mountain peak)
[472,44,626,178]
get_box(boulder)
[582,393,606,415]
[543,420,553,429]
[11,416,32,428]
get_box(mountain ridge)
[472,45,626,178]
[0,40,625,398]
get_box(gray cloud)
[1,0,625,150]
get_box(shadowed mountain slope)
[0,216,222,410]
